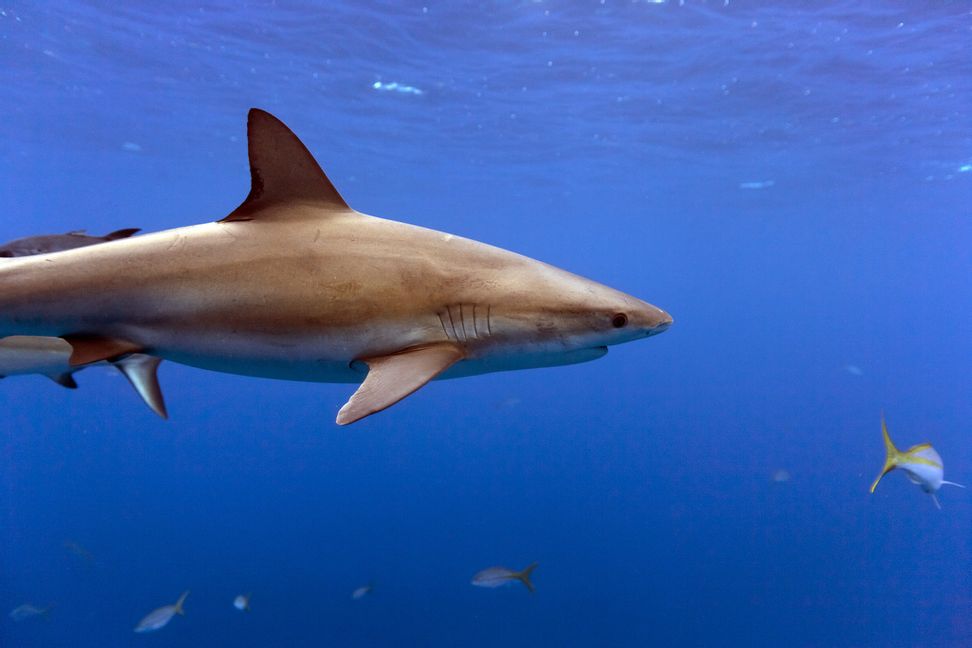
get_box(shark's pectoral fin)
[336,343,464,426]
[62,335,142,367]
[111,354,167,419]
[221,108,353,222]
[46,372,78,389]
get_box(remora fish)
[870,415,965,509]
[0,336,166,418]
[0,109,672,425]
[0,228,139,257]
[134,590,189,633]
[472,563,538,592]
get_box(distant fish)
[495,396,522,410]
[471,563,538,592]
[9,603,52,622]
[844,364,863,376]
[63,539,95,564]
[233,593,251,611]
[870,415,965,509]
[0,228,139,257]
[351,583,373,600]
[738,180,775,190]
[771,468,791,483]
[134,590,189,633]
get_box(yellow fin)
[870,415,901,494]
[900,444,942,469]
[515,562,538,593]
[174,590,189,616]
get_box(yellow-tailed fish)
[870,415,964,509]
[471,563,538,592]
[134,590,189,633]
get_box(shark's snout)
[653,309,673,334]
[632,302,673,337]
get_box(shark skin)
[0,109,672,425]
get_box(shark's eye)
[612,313,628,328]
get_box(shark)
[0,336,166,418]
[0,227,166,418]
[0,228,140,257]
[0,109,672,425]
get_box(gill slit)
[446,307,459,342]
[437,312,451,340]
[459,304,469,342]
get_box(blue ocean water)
[1,1,970,645]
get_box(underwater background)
[1,1,970,646]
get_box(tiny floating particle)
[738,180,774,190]
[372,81,423,96]
[772,469,791,483]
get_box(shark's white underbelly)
[156,336,608,384]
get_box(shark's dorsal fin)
[104,228,140,240]
[222,108,351,222]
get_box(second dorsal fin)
[222,108,351,222]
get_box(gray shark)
[0,336,166,418]
[0,226,165,417]
[0,109,671,425]
[0,228,140,257]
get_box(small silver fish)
[351,583,373,600]
[0,228,139,257]
[471,563,537,592]
[9,603,51,621]
[233,593,250,611]
[844,364,864,376]
[134,590,189,633]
